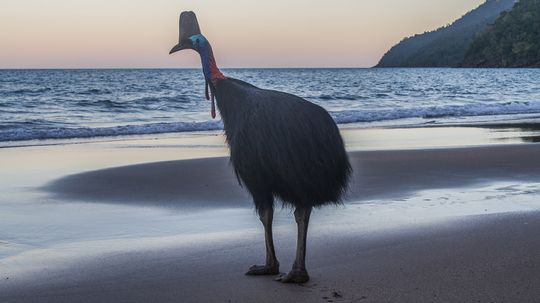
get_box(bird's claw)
[245,264,280,276]
[274,269,310,283]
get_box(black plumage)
[215,78,351,212]
[170,11,351,283]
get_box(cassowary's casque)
[170,11,351,283]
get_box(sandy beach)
[3,212,540,303]
[1,126,540,302]
[3,0,540,300]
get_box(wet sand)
[1,212,539,303]
[2,127,540,302]
[47,144,540,207]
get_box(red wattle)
[211,98,216,119]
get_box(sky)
[0,0,485,68]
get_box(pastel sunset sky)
[0,0,484,68]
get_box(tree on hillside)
[463,0,540,67]
[376,0,516,67]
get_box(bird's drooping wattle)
[189,34,227,118]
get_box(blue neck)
[190,34,225,86]
[199,44,212,81]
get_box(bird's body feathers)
[215,78,351,212]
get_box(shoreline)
[2,120,540,149]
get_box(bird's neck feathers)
[199,43,226,86]
[198,41,226,119]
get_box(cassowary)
[170,11,351,283]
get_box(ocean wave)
[5,87,51,94]
[330,101,540,124]
[133,95,193,104]
[75,88,113,95]
[72,95,195,111]
[0,121,223,142]
[2,101,539,142]
[76,99,126,109]
[316,94,366,101]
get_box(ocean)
[1,68,540,143]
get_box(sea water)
[1,68,540,143]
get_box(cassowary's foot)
[245,264,280,276]
[274,269,310,283]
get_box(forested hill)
[375,0,516,67]
[462,0,540,67]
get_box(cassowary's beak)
[169,40,193,54]
[170,11,200,54]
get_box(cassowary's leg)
[245,206,280,275]
[276,206,312,283]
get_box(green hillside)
[463,0,540,67]
[376,0,516,67]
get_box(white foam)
[330,101,540,124]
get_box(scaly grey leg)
[276,206,312,283]
[246,206,279,275]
